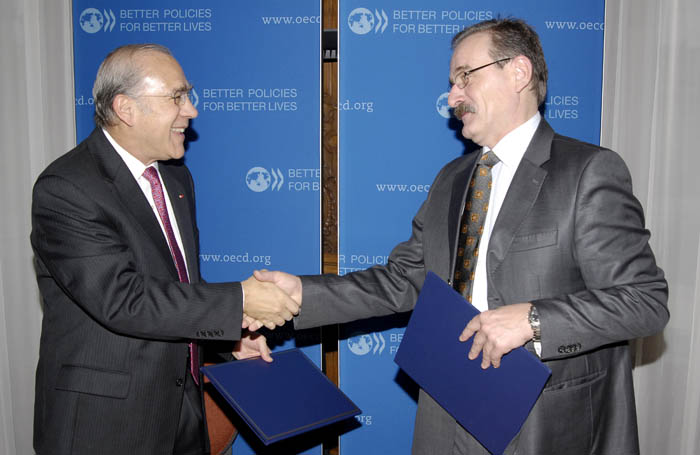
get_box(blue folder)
[394,271,551,455]
[201,348,360,445]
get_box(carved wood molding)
[322,62,338,257]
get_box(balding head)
[92,43,173,128]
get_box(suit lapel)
[487,120,554,274]
[447,152,480,273]
[87,128,179,279]
[159,165,199,282]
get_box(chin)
[169,148,186,160]
[461,128,475,141]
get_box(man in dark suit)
[255,19,669,454]
[31,44,299,455]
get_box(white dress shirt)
[470,113,541,312]
[103,129,190,278]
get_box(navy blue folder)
[394,271,551,455]
[201,348,360,445]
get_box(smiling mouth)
[171,127,186,134]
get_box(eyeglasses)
[451,58,512,89]
[137,87,194,106]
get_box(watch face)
[529,306,540,324]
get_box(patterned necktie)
[142,166,199,385]
[453,151,500,303]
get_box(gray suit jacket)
[295,120,669,454]
[31,128,243,455]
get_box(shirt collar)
[102,128,160,180]
[485,112,541,168]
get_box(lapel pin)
[178,194,184,199]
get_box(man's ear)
[113,94,137,127]
[511,56,533,94]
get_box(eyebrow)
[172,83,193,94]
[453,64,473,74]
[449,65,471,84]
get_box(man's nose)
[447,83,463,108]
[180,96,198,118]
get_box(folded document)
[394,271,551,455]
[201,348,360,445]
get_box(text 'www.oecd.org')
[544,21,604,31]
[376,184,431,193]
[200,253,271,267]
[261,15,320,25]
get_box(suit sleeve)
[31,173,243,342]
[534,149,669,359]
[295,215,425,329]
[292,165,453,330]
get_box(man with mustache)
[257,18,669,454]
[30,44,299,455]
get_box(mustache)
[453,103,476,119]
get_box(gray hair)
[452,19,548,106]
[92,43,173,128]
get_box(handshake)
[240,270,302,331]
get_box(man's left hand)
[232,331,273,362]
[459,303,533,369]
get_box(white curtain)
[602,0,700,454]
[1,0,698,454]
[0,1,74,454]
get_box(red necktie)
[142,166,199,385]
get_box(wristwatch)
[528,304,542,356]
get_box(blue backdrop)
[73,1,321,453]
[72,0,606,453]
[338,1,605,453]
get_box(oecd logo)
[190,88,200,108]
[436,92,451,119]
[348,7,388,35]
[347,332,386,356]
[79,8,116,33]
[245,167,284,192]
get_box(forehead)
[450,32,493,73]
[136,51,189,91]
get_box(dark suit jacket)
[295,120,669,455]
[31,128,243,455]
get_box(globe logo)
[348,7,374,35]
[347,334,373,356]
[189,88,199,108]
[245,167,271,192]
[79,8,104,34]
[436,92,452,119]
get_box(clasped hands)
[240,270,302,332]
[232,270,300,363]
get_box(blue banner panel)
[338,1,605,453]
[73,1,321,453]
